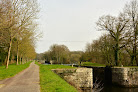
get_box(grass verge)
[0,61,32,80]
[114,66,138,68]
[82,62,138,67]
[36,62,77,92]
[81,62,105,67]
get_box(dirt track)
[0,62,40,92]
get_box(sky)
[36,0,130,53]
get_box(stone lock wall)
[52,68,93,90]
[52,66,138,89]
[112,67,138,87]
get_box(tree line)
[0,0,39,68]
[82,0,138,66]
[36,44,83,64]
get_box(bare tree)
[0,0,39,68]
[124,0,138,65]
[99,34,115,66]
[0,0,18,68]
[49,44,70,64]
[14,0,39,65]
[96,14,129,66]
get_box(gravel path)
[0,62,40,92]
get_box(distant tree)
[80,52,91,62]
[49,44,70,64]
[36,53,44,61]
[98,34,115,66]
[70,53,81,64]
[43,51,49,61]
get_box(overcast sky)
[36,0,130,53]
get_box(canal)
[44,64,138,92]
[103,85,138,92]
[82,66,138,92]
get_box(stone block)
[52,68,93,90]
[112,67,138,87]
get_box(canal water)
[102,85,138,92]
[84,66,138,92]
[81,85,138,92]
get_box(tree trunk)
[115,44,119,66]
[16,40,19,65]
[6,38,12,69]
[115,50,118,66]
[22,58,24,64]
[20,57,22,64]
[136,56,138,66]
[134,29,137,66]
[131,54,134,66]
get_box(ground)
[0,62,40,92]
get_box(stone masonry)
[112,67,138,87]
[52,68,93,90]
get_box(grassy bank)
[82,62,138,67]
[36,62,77,92]
[0,61,32,80]
[81,62,105,67]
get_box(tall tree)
[0,0,18,68]
[96,14,129,66]
[124,0,138,65]
[14,0,38,65]
[0,0,39,68]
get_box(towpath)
[0,62,40,92]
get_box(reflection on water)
[83,85,138,92]
[102,85,138,92]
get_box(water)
[83,85,138,92]
[102,85,138,92]
[44,63,78,66]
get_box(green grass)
[36,62,77,92]
[81,62,105,67]
[114,66,138,68]
[0,62,2,66]
[0,61,32,80]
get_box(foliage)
[0,0,39,68]
[96,14,129,66]
[49,44,70,64]
[36,45,83,64]
[70,53,81,64]
[36,62,77,92]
